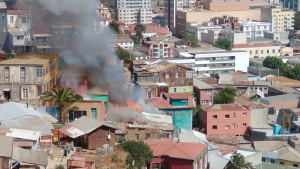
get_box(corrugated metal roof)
[209,155,230,169]
[193,78,213,89]
[262,151,278,159]
[59,125,85,138]
[142,112,172,123]
[254,141,287,152]
[0,2,7,9]
[12,146,48,166]
[0,135,13,157]
[6,128,41,141]
[0,102,44,120]
[277,146,300,162]
[71,161,86,167]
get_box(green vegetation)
[192,104,201,127]
[295,12,300,30]
[213,86,237,104]
[134,23,146,43]
[110,20,121,34]
[122,141,153,169]
[40,85,83,124]
[182,34,200,47]
[54,164,65,169]
[116,47,134,60]
[228,151,254,169]
[263,56,300,80]
[213,38,233,51]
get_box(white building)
[201,29,247,45]
[7,10,31,32]
[240,21,272,39]
[116,0,152,26]
[166,50,250,74]
[114,37,134,50]
[186,21,221,40]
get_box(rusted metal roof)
[0,135,13,158]
[164,92,192,99]
[71,161,86,168]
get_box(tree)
[213,86,237,104]
[262,56,283,69]
[213,38,233,51]
[192,104,201,127]
[116,47,134,60]
[182,34,200,47]
[228,151,254,169]
[110,20,121,34]
[40,85,83,124]
[122,141,153,169]
[295,12,300,30]
[134,23,146,44]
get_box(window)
[213,115,217,119]
[146,133,150,139]
[161,162,168,169]
[1,15,5,20]
[22,18,26,23]
[166,73,169,78]
[280,162,284,165]
[175,72,178,78]
[20,67,25,82]
[147,92,151,98]
[173,88,176,92]
[36,67,43,77]
[37,86,42,96]
[186,71,193,79]
[10,16,13,23]
[1,27,6,32]
[271,159,275,163]
[4,67,9,81]
[91,108,97,118]
[233,113,236,119]
[233,123,235,129]
[255,50,258,54]
[22,88,28,99]
[225,125,230,129]
[273,49,275,53]
[243,123,247,127]
[205,90,212,94]
[243,112,247,116]
[152,163,159,169]
[250,51,252,55]
[225,115,230,119]
[267,50,269,53]
[293,164,298,167]
[212,125,217,129]
[261,50,263,54]
[135,134,139,140]
[278,49,280,53]
[166,112,172,116]
[202,100,208,104]
[262,158,265,162]
[17,36,24,40]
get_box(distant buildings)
[0,2,7,51]
[96,3,111,19]
[201,29,247,45]
[201,104,251,135]
[261,6,294,31]
[152,15,164,26]
[116,0,152,26]
[114,37,134,50]
[232,43,282,58]
[186,21,221,40]
[240,21,272,39]
[193,78,214,106]
[7,9,31,32]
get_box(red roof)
[164,92,191,99]
[144,139,207,160]
[7,10,30,15]
[71,161,86,168]
[233,43,276,48]
[146,93,194,109]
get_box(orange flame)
[127,100,141,112]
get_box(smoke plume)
[36,0,162,116]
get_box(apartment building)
[0,2,7,51]
[97,3,111,19]
[164,0,196,34]
[261,6,294,31]
[213,15,240,30]
[167,50,249,75]
[200,0,268,11]
[201,29,247,45]
[186,21,221,40]
[281,0,300,12]
[201,104,251,135]
[232,43,282,58]
[114,37,134,50]
[0,53,58,101]
[176,8,262,36]
[240,21,272,39]
[116,0,152,26]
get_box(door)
[69,110,74,122]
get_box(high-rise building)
[115,0,152,26]
[261,6,294,31]
[0,2,7,51]
[281,0,299,12]
[164,0,196,34]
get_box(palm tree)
[40,85,83,124]
[134,23,146,43]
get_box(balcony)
[209,65,235,69]
[210,59,235,62]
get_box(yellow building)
[280,47,293,56]
[232,43,281,58]
[261,6,294,31]
[277,146,300,168]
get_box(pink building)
[201,104,251,135]
[193,78,214,106]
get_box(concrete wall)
[0,8,7,50]
[245,151,262,167]
[168,86,193,93]
[232,46,281,59]
[126,128,173,140]
[161,108,192,134]
[251,108,268,126]
[260,99,299,111]
[200,0,267,11]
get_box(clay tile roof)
[233,43,276,48]
[144,139,207,160]
[164,92,191,99]
[146,94,194,109]
[201,79,218,84]
[207,134,239,146]
[7,10,30,16]
[231,71,243,75]
[235,80,254,85]
[202,104,247,111]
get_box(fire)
[127,100,141,112]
